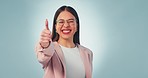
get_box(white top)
[60,45,85,78]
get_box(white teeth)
[63,30,70,33]
[62,29,71,33]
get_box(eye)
[58,20,64,24]
[68,19,75,23]
[59,21,64,23]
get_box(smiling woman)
[35,5,93,78]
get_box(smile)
[61,29,71,34]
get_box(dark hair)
[51,5,80,44]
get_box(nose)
[63,21,70,27]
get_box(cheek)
[55,26,61,33]
[74,24,78,32]
[74,25,77,31]
[73,26,77,33]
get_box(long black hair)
[51,5,80,44]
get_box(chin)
[62,36,72,40]
[59,34,73,40]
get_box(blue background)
[0,0,148,78]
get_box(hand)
[39,19,52,48]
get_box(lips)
[61,29,71,34]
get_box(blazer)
[35,41,93,78]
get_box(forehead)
[57,11,75,20]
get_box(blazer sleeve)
[35,41,55,68]
[88,50,93,76]
[85,47,93,77]
[87,48,93,73]
[90,51,93,71]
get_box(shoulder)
[77,44,93,62]
[51,41,60,48]
[77,44,93,55]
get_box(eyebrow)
[57,18,75,21]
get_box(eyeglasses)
[56,19,76,26]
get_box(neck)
[58,37,75,48]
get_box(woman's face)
[56,11,77,41]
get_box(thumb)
[45,19,49,30]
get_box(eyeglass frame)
[56,18,77,26]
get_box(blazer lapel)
[53,42,66,77]
[77,44,91,78]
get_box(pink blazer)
[35,42,93,78]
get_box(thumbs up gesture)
[39,19,52,48]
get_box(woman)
[35,5,93,78]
